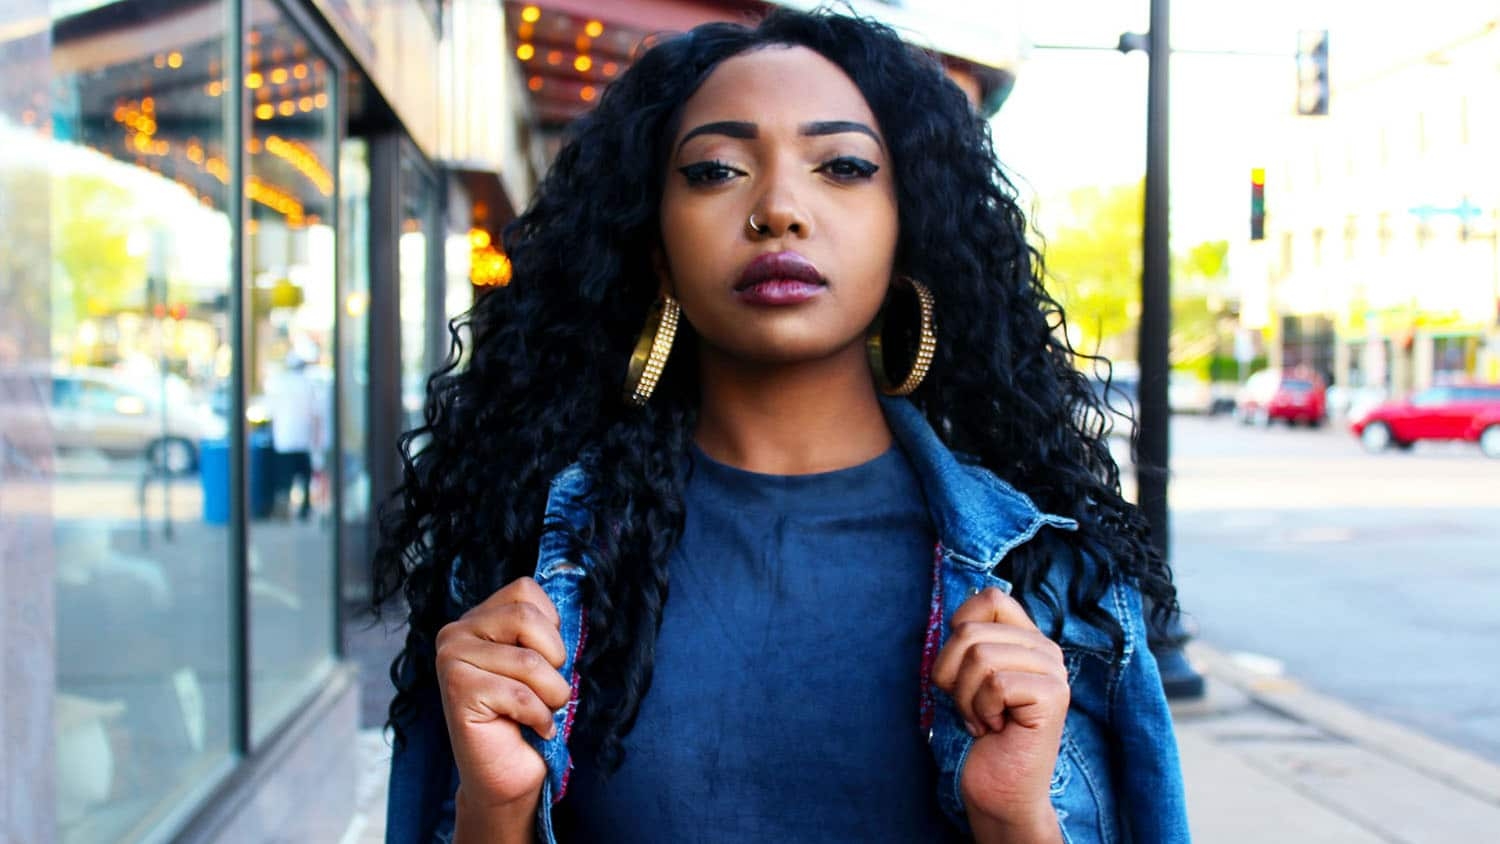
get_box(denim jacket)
[387,396,1190,843]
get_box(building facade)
[1251,16,1500,397]
[0,1,1017,841]
[0,0,536,839]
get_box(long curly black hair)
[375,7,1172,774]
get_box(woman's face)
[658,45,899,367]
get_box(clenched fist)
[931,586,1069,843]
[435,577,571,841]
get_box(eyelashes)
[678,160,742,186]
[816,157,879,180]
[677,156,880,187]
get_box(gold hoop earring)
[866,277,937,396]
[623,295,681,407]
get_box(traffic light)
[1297,30,1329,116]
[1250,168,1266,241]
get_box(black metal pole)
[1138,0,1172,561]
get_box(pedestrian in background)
[264,351,322,521]
[376,9,1188,843]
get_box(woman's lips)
[734,251,826,306]
[735,279,827,305]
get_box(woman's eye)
[818,157,879,181]
[678,161,742,186]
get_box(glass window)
[245,0,338,745]
[1411,388,1451,407]
[338,138,371,591]
[399,155,437,435]
[42,1,236,839]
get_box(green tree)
[1040,181,1143,356]
[52,171,146,323]
[0,165,51,361]
[1172,239,1232,373]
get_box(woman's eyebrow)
[676,119,884,154]
[799,120,883,150]
[677,121,757,153]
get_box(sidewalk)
[1174,643,1500,842]
[340,641,1500,843]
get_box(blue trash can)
[200,438,231,524]
[199,433,277,523]
[249,428,275,519]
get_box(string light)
[469,228,512,287]
[265,134,333,196]
[585,20,604,38]
[167,51,183,69]
[516,43,534,61]
[520,5,541,23]
[248,176,305,225]
[574,55,592,72]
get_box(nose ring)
[747,214,770,235]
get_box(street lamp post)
[1138,0,1172,563]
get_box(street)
[1164,413,1500,764]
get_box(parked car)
[1235,368,1327,427]
[0,367,226,474]
[1168,371,1215,415]
[1350,383,1500,457]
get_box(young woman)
[378,9,1188,843]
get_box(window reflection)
[400,157,435,435]
[246,0,338,745]
[42,2,234,840]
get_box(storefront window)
[339,138,371,590]
[44,1,235,839]
[245,0,337,745]
[399,155,436,434]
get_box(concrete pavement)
[339,639,1500,842]
[1176,643,1500,842]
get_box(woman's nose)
[747,175,811,239]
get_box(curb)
[1186,641,1500,808]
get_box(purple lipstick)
[734,251,827,306]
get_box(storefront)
[0,0,526,840]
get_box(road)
[1158,414,1500,763]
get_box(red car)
[1235,368,1328,427]
[1350,383,1500,457]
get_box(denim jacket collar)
[877,395,1078,570]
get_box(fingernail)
[964,720,982,737]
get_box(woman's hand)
[931,586,1069,842]
[435,577,572,824]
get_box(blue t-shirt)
[559,443,965,842]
